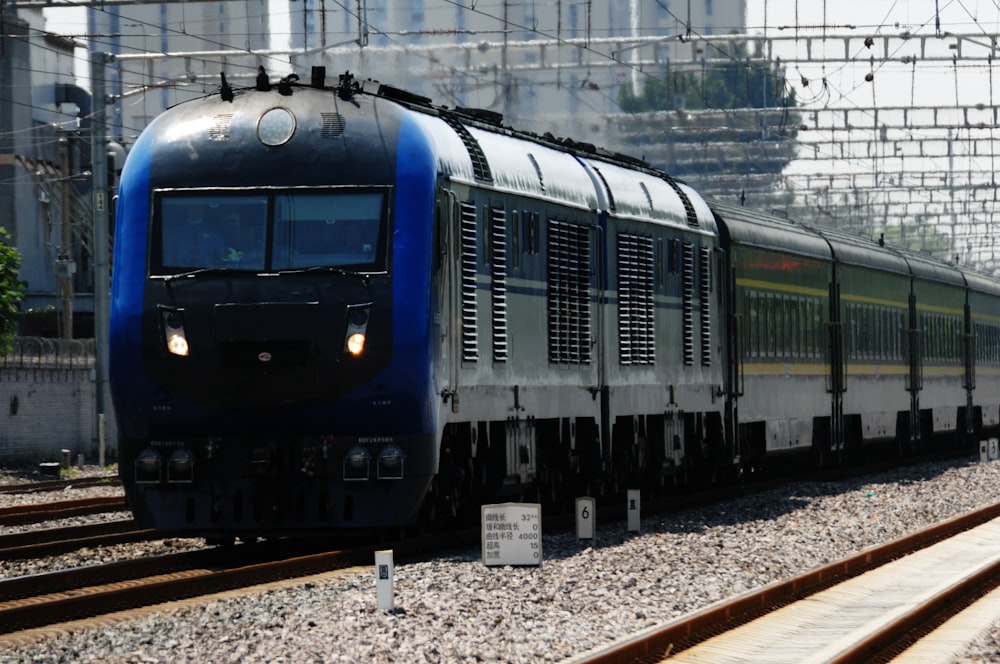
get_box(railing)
[0,337,95,369]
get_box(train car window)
[790,298,800,358]
[156,194,267,272]
[762,294,773,358]
[801,299,809,358]
[656,239,664,289]
[524,211,540,255]
[511,211,521,270]
[272,191,386,270]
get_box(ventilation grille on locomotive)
[547,219,592,365]
[459,202,479,362]
[700,246,713,367]
[490,207,509,362]
[682,242,695,366]
[661,174,700,229]
[618,233,655,365]
[441,113,493,183]
[320,112,347,138]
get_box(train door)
[434,184,463,412]
[826,278,846,459]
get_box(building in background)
[0,7,91,325]
[287,0,746,137]
[87,0,270,144]
[0,0,743,328]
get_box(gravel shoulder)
[2,457,1000,663]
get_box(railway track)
[0,528,478,636]
[0,520,167,560]
[0,496,128,527]
[576,500,1000,663]
[0,476,121,495]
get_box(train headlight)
[346,332,366,355]
[343,445,370,480]
[167,448,195,483]
[135,448,162,483]
[343,305,371,357]
[161,308,189,357]
[377,444,405,479]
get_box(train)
[109,67,1000,540]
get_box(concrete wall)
[0,338,115,467]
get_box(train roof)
[711,199,976,287]
[810,227,911,276]
[710,200,832,261]
[901,249,968,286]
[365,78,716,235]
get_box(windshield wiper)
[154,267,235,282]
[283,265,372,286]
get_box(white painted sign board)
[576,497,595,539]
[375,549,394,610]
[627,489,641,532]
[482,502,542,566]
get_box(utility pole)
[91,51,111,468]
[58,136,74,339]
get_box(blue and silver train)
[110,70,1000,539]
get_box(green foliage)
[0,228,24,354]
[618,39,795,113]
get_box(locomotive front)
[110,75,439,538]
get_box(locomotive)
[109,68,1000,540]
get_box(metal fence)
[0,337,96,369]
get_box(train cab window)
[273,191,386,270]
[155,194,268,272]
[152,188,388,276]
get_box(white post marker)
[375,549,394,610]
[981,439,990,463]
[991,438,999,461]
[576,497,595,540]
[482,502,542,566]
[627,489,641,533]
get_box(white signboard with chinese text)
[482,502,542,566]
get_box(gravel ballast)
[3,457,1000,663]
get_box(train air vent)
[209,114,234,141]
[459,201,479,362]
[618,233,655,365]
[660,174,700,229]
[700,247,713,367]
[547,219,592,365]
[321,112,346,138]
[682,242,695,366]
[490,207,509,362]
[441,112,493,184]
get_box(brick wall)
[0,338,116,467]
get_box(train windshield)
[152,189,388,275]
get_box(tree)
[617,39,795,114]
[609,38,799,204]
[0,227,25,353]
